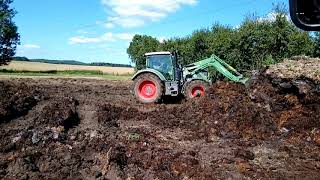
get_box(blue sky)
[13,0,288,65]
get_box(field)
[0,61,134,75]
[0,57,319,179]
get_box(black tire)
[184,80,210,100]
[133,73,164,103]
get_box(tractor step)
[165,81,179,96]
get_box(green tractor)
[132,51,248,103]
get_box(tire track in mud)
[77,104,100,130]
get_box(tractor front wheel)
[184,80,210,100]
[133,73,163,103]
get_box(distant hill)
[13,57,132,68]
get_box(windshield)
[147,55,173,78]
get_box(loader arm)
[184,54,248,84]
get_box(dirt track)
[0,69,320,179]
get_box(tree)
[159,37,192,65]
[287,30,314,57]
[313,32,320,57]
[127,35,160,70]
[207,24,238,67]
[0,0,20,65]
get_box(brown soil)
[0,68,319,179]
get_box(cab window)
[147,55,173,78]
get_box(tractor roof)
[145,51,171,56]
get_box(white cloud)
[108,16,145,28]
[101,0,198,28]
[76,30,90,34]
[96,20,104,25]
[104,22,115,28]
[69,36,102,44]
[105,48,127,56]
[115,33,134,41]
[23,44,41,49]
[101,32,116,41]
[69,32,134,45]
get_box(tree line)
[127,5,320,71]
[14,57,132,68]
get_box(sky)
[13,0,288,65]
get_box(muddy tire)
[133,73,164,103]
[184,80,210,100]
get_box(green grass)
[0,69,133,80]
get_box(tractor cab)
[145,52,176,80]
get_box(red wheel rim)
[191,86,205,97]
[138,80,157,99]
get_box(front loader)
[132,51,248,103]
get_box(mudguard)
[132,68,167,81]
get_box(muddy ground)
[0,69,320,179]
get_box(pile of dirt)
[148,71,319,142]
[266,56,320,82]
[0,81,41,123]
[34,97,80,130]
[96,103,144,127]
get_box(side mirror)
[289,0,320,31]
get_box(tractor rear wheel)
[133,73,164,103]
[184,80,210,100]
